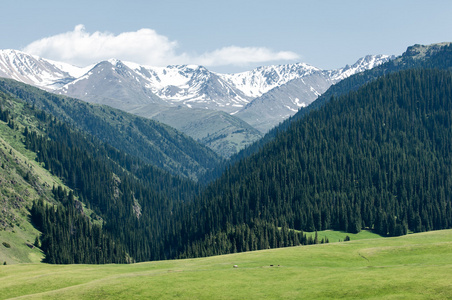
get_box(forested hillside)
[0,78,221,181]
[2,66,452,264]
[0,92,129,264]
[231,43,452,166]
[170,69,452,257]
[0,90,204,263]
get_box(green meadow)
[1,229,451,299]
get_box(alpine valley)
[0,50,392,157]
[1,42,452,299]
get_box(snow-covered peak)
[41,58,92,79]
[0,49,396,118]
[126,63,214,97]
[0,49,91,89]
[107,58,120,65]
[219,62,321,98]
[330,54,394,81]
[0,49,67,89]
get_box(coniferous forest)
[2,50,452,264]
[175,69,452,256]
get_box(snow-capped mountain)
[235,73,335,132]
[329,54,393,81]
[0,49,394,136]
[219,62,322,98]
[125,63,252,113]
[0,49,90,90]
[58,59,166,110]
[230,54,394,132]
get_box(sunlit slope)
[1,229,451,299]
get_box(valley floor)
[1,229,452,299]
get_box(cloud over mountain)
[23,25,299,68]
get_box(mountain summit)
[0,49,393,155]
[0,50,393,116]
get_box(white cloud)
[194,46,299,66]
[23,25,181,67]
[23,25,299,68]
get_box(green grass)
[0,118,68,265]
[0,226,43,265]
[304,229,383,242]
[1,229,451,299]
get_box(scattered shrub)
[2,242,11,248]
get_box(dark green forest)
[170,69,452,256]
[30,190,129,264]
[2,45,452,264]
[20,104,200,262]
[21,101,317,261]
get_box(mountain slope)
[0,78,221,180]
[129,104,262,158]
[235,73,334,132]
[297,42,452,119]
[171,69,452,257]
[59,59,166,110]
[0,49,394,156]
[0,91,121,264]
[234,55,393,132]
[0,119,48,264]
[230,42,452,165]
[0,87,206,264]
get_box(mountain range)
[0,50,393,156]
[1,42,452,266]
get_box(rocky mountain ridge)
[0,49,393,156]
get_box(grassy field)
[304,229,382,243]
[0,229,451,299]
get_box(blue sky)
[3,0,452,73]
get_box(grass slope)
[0,93,77,265]
[1,230,451,299]
[304,229,382,243]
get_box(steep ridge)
[0,49,86,90]
[298,42,452,118]
[234,55,393,132]
[126,63,252,113]
[219,62,321,98]
[0,78,221,181]
[59,59,167,110]
[235,73,334,132]
[230,42,452,165]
